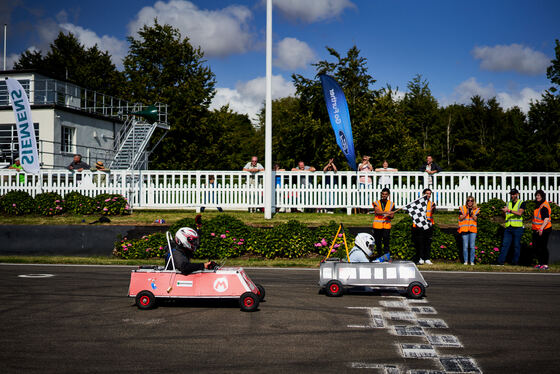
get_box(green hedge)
[0,191,130,216]
[114,215,342,260]
[64,192,96,215]
[0,191,36,215]
[479,198,560,221]
[35,192,64,216]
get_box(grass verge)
[1,256,557,272]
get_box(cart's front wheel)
[325,280,343,297]
[136,290,156,309]
[255,283,266,302]
[239,292,260,312]
[407,282,425,299]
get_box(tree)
[402,74,439,151]
[14,32,124,97]
[546,39,560,92]
[122,21,217,169]
[288,45,378,169]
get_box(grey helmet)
[354,233,375,257]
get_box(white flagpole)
[264,0,273,219]
[3,24,6,71]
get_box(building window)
[0,123,39,163]
[61,126,75,153]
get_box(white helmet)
[175,227,200,251]
[354,233,375,257]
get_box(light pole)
[264,0,273,219]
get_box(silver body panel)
[319,260,428,289]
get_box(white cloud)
[128,0,254,58]
[274,0,355,22]
[274,37,315,70]
[59,23,127,68]
[210,74,296,123]
[442,77,542,113]
[472,44,550,75]
[5,53,20,70]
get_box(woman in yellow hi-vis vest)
[532,190,552,270]
[458,196,479,265]
[497,189,526,265]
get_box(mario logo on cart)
[213,278,228,292]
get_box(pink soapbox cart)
[128,233,265,312]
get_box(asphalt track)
[1,264,559,374]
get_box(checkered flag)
[403,195,431,230]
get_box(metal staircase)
[109,104,169,170]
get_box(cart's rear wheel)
[136,290,156,309]
[407,282,425,299]
[239,292,259,312]
[325,280,343,297]
[255,283,266,301]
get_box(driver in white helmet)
[349,233,376,262]
[166,216,212,274]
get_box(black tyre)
[239,292,260,312]
[407,282,425,299]
[136,290,156,309]
[325,280,343,297]
[255,283,266,301]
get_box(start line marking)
[18,274,55,278]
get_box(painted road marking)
[400,344,438,358]
[387,310,417,321]
[392,325,425,336]
[17,274,54,278]
[410,306,437,314]
[408,370,446,374]
[439,356,481,373]
[407,298,429,303]
[347,307,385,328]
[426,335,463,348]
[349,362,401,372]
[380,300,408,308]
[417,319,448,328]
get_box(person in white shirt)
[375,160,398,186]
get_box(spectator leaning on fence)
[372,188,395,257]
[8,158,25,184]
[497,189,525,266]
[458,196,479,265]
[412,188,436,265]
[532,190,551,270]
[375,160,397,186]
[418,155,441,187]
[68,154,89,172]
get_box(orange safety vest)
[373,199,394,229]
[457,205,479,233]
[532,201,552,231]
[413,201,434,228]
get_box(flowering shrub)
[34,192,64,216]
[112,233,167,259]
[63,192,95,215]
[0,190,35,215]
[478,198,506,220]
[93,194,130,215]
[114,216,347,260]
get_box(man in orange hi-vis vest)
[372,188,396,257]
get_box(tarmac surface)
[1,264,559,373]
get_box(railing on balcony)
[0,170,558,213]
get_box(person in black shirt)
[68,154,90,171]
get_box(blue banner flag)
[319,74,357,170]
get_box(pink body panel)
[128,267,258,298]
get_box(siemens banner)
[6,78,40,174]
[319,74,357,170]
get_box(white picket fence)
[0,169,559,213]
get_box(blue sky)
[2,0,558,121]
